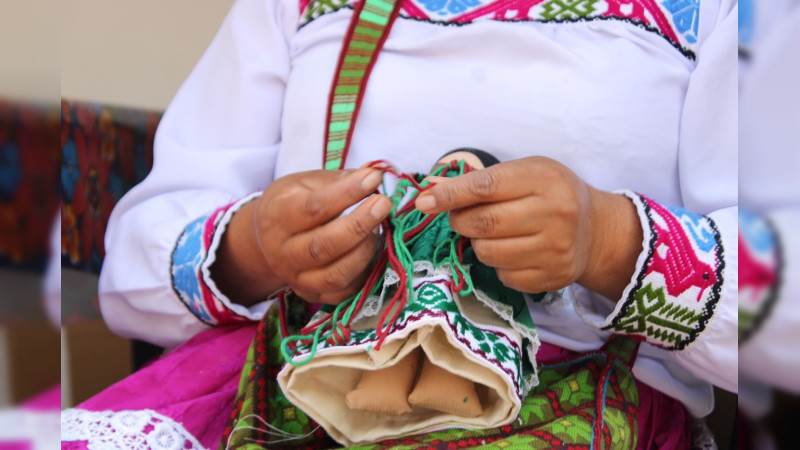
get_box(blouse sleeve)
[573,1,739,393]
[738,3,800,394]
[98,0,298,349]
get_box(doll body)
[277,151,541,445]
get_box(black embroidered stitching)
[604,196,726,351]
[299,4,697,60]
[169,216,217,326]
[603,195,657,334]
[169,208,252,326]
[689,217,725,351]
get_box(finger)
[284,194,390,268]
[294,233,380,294]
[472,236,580,277]
[291,168,385,230]
[316,277,369,305]
[293,272,369,306]
[495,268,574,294]
[471,236,543,270]
[415,163,532,214]
[448,197,548,239]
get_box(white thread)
[224,414,320,449]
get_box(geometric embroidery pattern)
[738,210,781,344]
[220,300,335,449]
[604,194,724,350]
[323,0,405,170]
[291,281,527,397]
[170,200,253,326]
[222,301,641,449]
[299,0,702,60]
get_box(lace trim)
[61,409,205,450]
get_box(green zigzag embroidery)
[541,0,600,21]
[613,283,700,345]
[294,283,523,391]
[303,0,350,25]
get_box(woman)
[61,0,737,448]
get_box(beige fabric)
[409,357,483,418]
[277,287,524,446]
[345,348,421,415]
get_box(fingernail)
[361,170,382,191]
[416,194,436,212]
[371,196,392,219]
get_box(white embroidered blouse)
[98,0,738,418]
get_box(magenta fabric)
[66,323,257,449]
[0,442,32,450]
[64,328,690,449]
[21,384,61,411]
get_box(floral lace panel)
[61,409,205,450]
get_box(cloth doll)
[276,149,546,445]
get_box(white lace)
[61,408,206,450]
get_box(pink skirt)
[61,324,691,449]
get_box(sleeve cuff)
[578,191,727,350]
[738,210,781,344]
[170,192,270,326]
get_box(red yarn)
[281,160,476,353]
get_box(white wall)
[0,0,60,103]
[60,0,236,110]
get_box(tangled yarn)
[279,160,475,366]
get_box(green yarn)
[279,161,474,366]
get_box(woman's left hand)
[415,156,642,300]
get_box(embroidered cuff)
[593,192,725,350]
[170,192,265,326]
[738,210,781,344]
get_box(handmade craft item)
[274,153,543,445]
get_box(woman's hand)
[213,168,392,306]
[415,156,642,300]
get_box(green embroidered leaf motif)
[451,313,471,337]
[520,397,552,422]
[615,283,667,333]
[416,284,449,309]
[541,0,599,20]
[556,370,595,407]
[492,341,514,364]
[304,0,350,22]
[549,417,578,437]
[603,408,633,444]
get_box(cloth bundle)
[276,162,542,445]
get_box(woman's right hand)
[212,168,392,306]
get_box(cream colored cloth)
[277,272,539,446]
